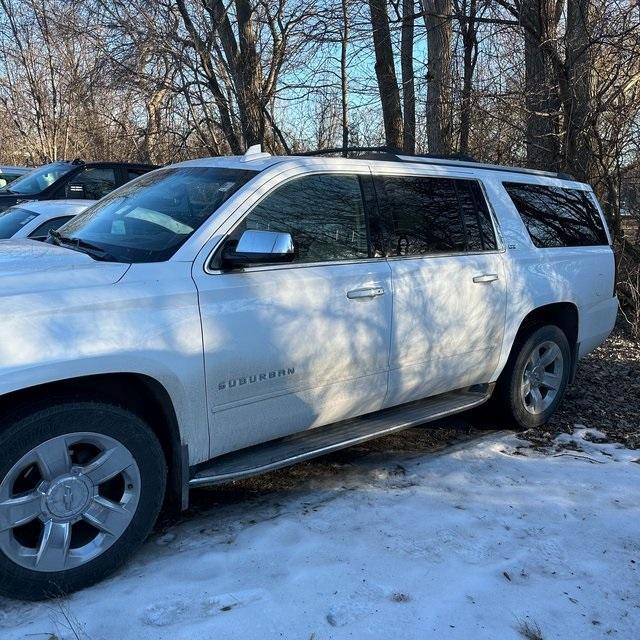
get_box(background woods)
[0,0,639,325]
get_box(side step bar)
[190,386,492,487]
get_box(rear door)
[373,171,507,407]
[193,171,393,457]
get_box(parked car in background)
[0,159,157,212]
[0,165,30,190]
[0,199,96,241]
[0,146,617,600]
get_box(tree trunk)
[458,0,478,156]
[401,0,415,153]
[422,0,453,154]
[341,0,350,155]
[235,0,264,147]
[520,0,561,170]
[368,0,403,149]
[564,0,593,181]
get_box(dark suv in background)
[0,159,157,212]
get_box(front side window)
[57,167,257,262]
[67,167,116,200]
[503,182,609,247]
[2,162,73,195]
[28,216,74,239]
[0,207,38,238]
[236,174,369,263]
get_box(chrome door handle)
[347,287,385,299]
[473,273,499,283]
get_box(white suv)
[0,147,617,599]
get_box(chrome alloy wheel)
[520,340,564,415]
[0,433,140,572]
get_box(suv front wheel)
[495,324,571,430]
[0,401,166,601]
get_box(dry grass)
[516,618,544,640]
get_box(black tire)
[490,324,571,430]
[0,401,166,601]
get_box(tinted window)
[238,174,368,263]
[127,168,149,182]
[3,162,73,195]
[67,167,116,200]
[456,181,497,251]
[504,182,608,247]
[29,216,74,239]
[375,176,465,256]
[58,167,256,263]
[0,207,38,238]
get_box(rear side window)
[374,175,497,256]
[238,174,369,263]
[503,182,608,247]
[456,180,497,251]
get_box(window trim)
[203,170,505,275]
[206,171,379,273]
[371,173,504,259]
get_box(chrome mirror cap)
[236,230,294,256]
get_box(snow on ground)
[1,427,639,640]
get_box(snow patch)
[1,429,638,639]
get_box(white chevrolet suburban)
[0,146,617,600]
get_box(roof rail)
[297,146,575,181]
[298,146,402,157]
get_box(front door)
[372,172,507,406]
[193,172,393,457]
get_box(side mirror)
[66,182,85,198]
[221,230,295,269]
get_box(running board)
[190,386,492,487]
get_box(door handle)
[473,273,499,284]
[347,287,385,299]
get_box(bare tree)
[422,0,454,154]
[368,0,403,149]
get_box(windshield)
[0,206,39,238]
[57,167,257,263]
[3,162,73,195]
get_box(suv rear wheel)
[0,401,166,601]
[494,324,571,430]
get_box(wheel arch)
[503,301,580,383]
[0,372,187,511]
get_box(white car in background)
[0,165,30,190]
[0,199,96,241]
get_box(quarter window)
[503,182,609,247]
[239,174,369,263]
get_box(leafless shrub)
[617,241,640,338]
